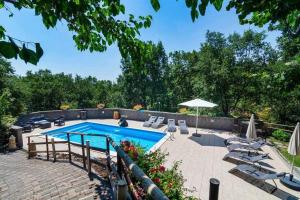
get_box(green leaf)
[0,41,18,59]
[199,0,209,15]
[0,25,5,39]
[211,0,223,11]
[19,44,38,65]
[35,43,43,60]
[9,37,20,58]
[0,0,4,9]
[185,0,193,8]
[150,0,160,12]
[191,7,199,22]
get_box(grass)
[269,137,300,167]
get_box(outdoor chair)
[28,115,50,128]
[178,120,189,134]
[223,151,269,164]
[167,119,176,132]
[118,117,128,127]
[151,117,165,128]
[227,140,266,152]
[225,137,264,146]
[54,116,65,126]
[230,164,286,193]
[39,121,51,129]
[143,116,157,127]
[20,122,33,132]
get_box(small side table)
[280,174,300,191]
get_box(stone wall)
[17,108,234,131]
[118,109,233,131]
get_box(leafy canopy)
[0,0,152,65]
[1,0,299,65]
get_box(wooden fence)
[27,133,169,200]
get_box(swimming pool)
[43,122,166,152]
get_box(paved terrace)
[0,151,112,200]
[17,119,300,200]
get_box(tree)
[193,30,277,116]
[166,51,197,111]
[1,0,299,65]
[119,41,169,110]
[0,56,24,134]
[0,0,152,64]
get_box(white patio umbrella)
[246,114,257,140]
[179,98,217,136]
[288,122,300,178]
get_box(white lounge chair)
[151,117,165,128]
[178,120,189,134]
[231,164,286,193]
[143,116,157,127]
[227,140,266,152]
[224,152,269,164]
[225,137,264,145]
[167,119,176,132]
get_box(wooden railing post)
[81,134,86,169]
[86,141,91,177]
[46,135,49,161]
[117,180,128,200]
[106,137,111,171]
[27,137,30,159]
[117,154,122,177]
[67,133,71,163]
[51,138,56,162]
[106,137,110,154]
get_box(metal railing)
[27,132,169,200]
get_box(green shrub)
[272,129,290,142]
[120,141,198,199]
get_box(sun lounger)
[227,140,266,152]
[224,152,269,164]
[178,120,189,134]
[167,119,176,132]
[143,116,157,127]
[231,164,286,193]
[225,137,264,145]
[151,117,165,128]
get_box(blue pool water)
[43,122,165,151]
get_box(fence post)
[81,134,86,169]
[27,137,30,159]
[51,138,56,162]
[86,141,91,177]
[117,179,128,200]
[67,133,71,163]
[117,154,122,177]
[106,137,110,155]
[209,178,220,200]
[46,135,49,161]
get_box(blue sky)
[0,0,280,81]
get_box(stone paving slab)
[19,119,300,200]
[0,151,112,200]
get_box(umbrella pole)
[196,107,199,134]
[290,155,295,181]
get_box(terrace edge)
[16,108,234,131]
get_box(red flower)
[149,168,158,173]
[153,178,161,184]
[133,151,138,159]
[129,145,136,152]
[159,165,165,172]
